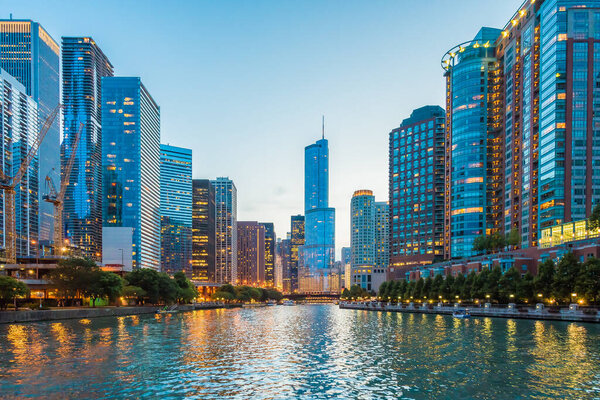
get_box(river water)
[0,305,599,399]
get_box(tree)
[431,274,444,300]
[125,268,161,304]
[506,228,520,249]
[349,284,370,299]
[0,276,29,310]
[471,268,489,300]
[212,291,235,301]
[47,257,96,304]
[589,203,600,230]
[158,273,180,304]
[85,270,124,307]
[461,272,476,300]
[378,281,389,299]
[341,288,350,299]
[498,266,521,303]
[452,274,466,299]
[517,272,535,303]
[534,259,555,300]
[484,266,502,301]
[122,285,147,304]
[173,272,198,304]
[266,289,283,301]
[422,277,433,299]
[576,257,600,304]
[489,232,506,253]
[441,275,455,300]
[473,235,490,254]
[553,252,581,304]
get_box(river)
[0,305,599,399]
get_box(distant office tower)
[341,247,351,265]
[289,215,304,292]
[301,134,336,293]
[443,0,600,254]
[277,236,292,292]
[102,77,161,270]
[374,201,389,269]
[261,222,276,287]
[350,190,387,292]
[0,69,39,257]
[211,177,237,283]
[192,179,216,282]
[160,145,192,276]
[237,221,265,286]
[62,37,113,259]
[388,106,445,277]
[0,20,60,245]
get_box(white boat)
[282,300,296,306]
[452,310,471,319]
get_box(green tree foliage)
[173,272,198,304]
[576,257,600,304]
[46,257,96,302]
[85,270,124,307]
[124,268,181,305]
[0,275,29,310]
[589,204,600,230]
[534,259,555,299]
[349,284,370,299]
[341,288,350,299]
[517,272,535,303]
[498,266,521,303]
[552,252,581,303]
[122,285,147,303]
[506,228,520,249]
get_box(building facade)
[0,69,39,258]
[261,222,276,287]
[301,137,336,293]
[374,201,390,270]
[388,105,446,278]
[0,20,60,245]
[62,37,113,259]
[289,215,304,292]
[237,221,265,286]
[192,179,215,282]
[102,77,161,270]
[211,177,237,283]
[442,0,600,256]
[160,144,192,276]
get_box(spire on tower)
[322,115,325,140]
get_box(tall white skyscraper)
[211,177,237,283]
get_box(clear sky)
[1,0,522,258]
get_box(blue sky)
[2,0,522,257]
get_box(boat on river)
[282,300,296,306]
[156,305,179,314]
[452,310,471,319]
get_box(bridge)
[284,293,340,303]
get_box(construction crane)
[44,122,83,256]
[0,104,62,264]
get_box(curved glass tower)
[442,27,503,258]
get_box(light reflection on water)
[0,305,599,399]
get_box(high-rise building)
[276,237,292,292]
[0,20,60,245]
[388,106,446,277]
[341,247,351,265]
[102,77,161,270]
[442,0,600,255]
[350,190,387,292]
[0,69,39,258]
[261,222,276,287]
[301,135,336,293]
[160,144,192,276]
[289,215,304,292]
[62,37,113,259]
[237,221,265,286]
[192,179,215,282]
[211,177,237,283]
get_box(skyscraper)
[192,179,216,282]
[388,106,446,278]
[261,222,276,287]
[289,215,304,292]
[0,20,60,245]
[349,190,387,292]
[237,221,265,286]
[442,0,600,255]
[301,134,336,293]
[160,144,192,276]
[212,177,237,283]
[275,237,290,291]
[442,28,503,259]
[62,37,113,259]
[102,77,161,270]
[0,69,39,258]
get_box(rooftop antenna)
[10,13,13,20]
[322,115,325,140]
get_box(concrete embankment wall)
[0,304,203,324]
[340,303,600,323]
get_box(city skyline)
[0,0,523,257]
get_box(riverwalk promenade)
[0,302,226,324]
[340,301,600,323]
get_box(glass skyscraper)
[0,69,39,258]
[289,215,304,292]
[160,144,192,276]
[192,179,216,282]
[102,77,161,270]
[260,222,276,287]
[62,37,113,259]
[0,19,60,245]
[211,177,237,283]
[388,106,446,277]
[300,137,336,293]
